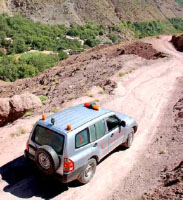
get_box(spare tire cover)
[35,145,60,175]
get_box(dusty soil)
[141,77,183,200]
[0,41,163,114]
[108,76,183,200]
[0,36,183,200]
[143,161,183,200]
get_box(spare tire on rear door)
[35,145,60,175]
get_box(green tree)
[9,38,27,54]
[0,56,18,81]
[85,38,100,47]
[58,51,68,60]
[0,49,4,56]
[108,34,118,43]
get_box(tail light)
[64,158,74,172]
[26,140,29,151]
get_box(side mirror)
[120,120,126,127]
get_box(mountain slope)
[0,0,183,25]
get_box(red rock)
[0,98,10,126]
[171,35,183,52]
[10,92,42,113]
[0,93,42,127]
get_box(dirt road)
[0,36,183,200]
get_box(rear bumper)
[24,149,35,161]
[24,150,85,184]
[60,166,84,183]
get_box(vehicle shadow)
[0,146,127,199]
[0,156,70,199]
[99,145,127,164]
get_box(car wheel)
[35,145,60,175]
[78,158,97,184]
[123,128,134,148]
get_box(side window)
[95,120,106,140]
[89,125,96,142]
[76,129,89,148]
[106,115,120,132]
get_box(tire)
[78,158,97,184]
[123,128,134,148]
[35,145,60,175]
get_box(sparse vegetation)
[89,99,100,104]
[58,51,68,60]
[108,33,118,43]
[159,147,168,154]
[86,93,94,98]
[99,89,105,94]
[51,107,61,113]
[68,96,74,100]
[23,109,33,117]
[38,95,48,102]
[175,0,183,7]
[10,127,26,137]
[119,72,126,77]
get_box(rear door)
[89,119,109,160]
[71,128,92,169]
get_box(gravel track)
[0,36,183,200]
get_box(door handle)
[93,143,97,147]
[110,133,114,137]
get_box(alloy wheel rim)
[85,164,93,178]
[38,153,51,169]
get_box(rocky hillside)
[0,41,164,113]
[1,0,183,25]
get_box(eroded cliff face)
[1,0,183,25]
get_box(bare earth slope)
[0,36,183,200]
[1,0,183,25]
[0,41,164,114]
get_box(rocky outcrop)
[119,42,167,60]
[171,35,183,52]
[0,98,11,126]
[0,93,42,127]
[1,0,183,25]
[143,160,183,200]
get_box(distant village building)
[65,35,85,45]
[5,37,13,43]
[28,50,56,54]
[63,49,73,55]
[5,37,12,41]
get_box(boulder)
[0,93,42,127]
[0,98,10,126]
[10,92,42,113]
[171,35,183,52]
[100,79,117,94]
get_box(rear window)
[32,125,64,154]
[75,129,89,148]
